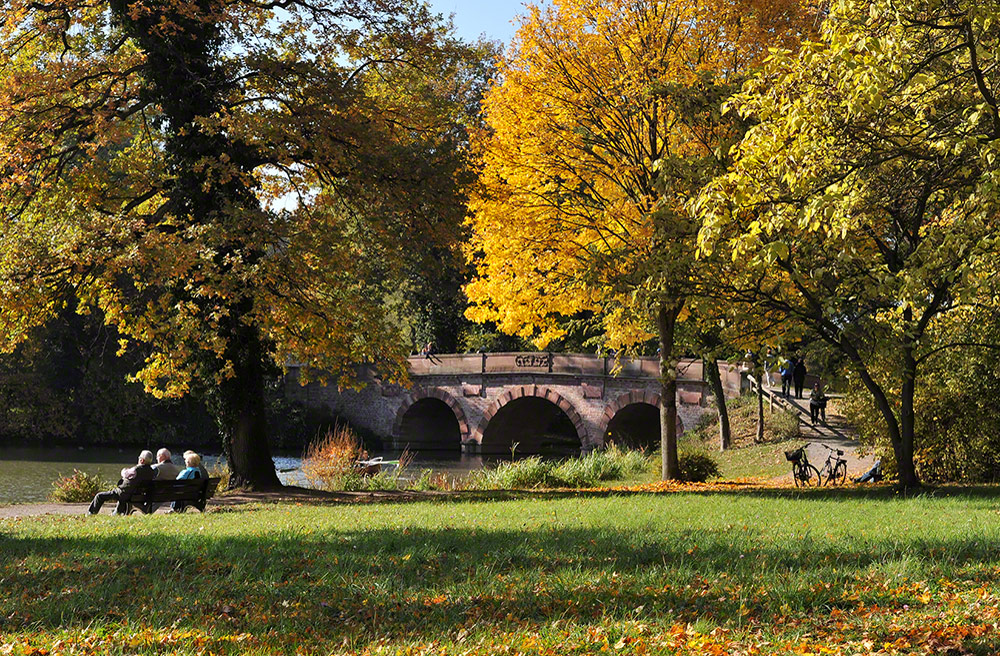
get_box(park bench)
[121,477,221,514]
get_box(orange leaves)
[599,478,774,493]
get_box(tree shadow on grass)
[212,482,1000,511]
[2,520,1000,648]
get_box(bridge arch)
[473,385,588,454]
[601,391,683,451]
[392,388,469,451]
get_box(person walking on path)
[809,381,828,423]
[763,348,775,387]
[88,450,156,515]
[779,356,794,397]
[793,358,807,399]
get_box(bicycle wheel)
[794,463,821,487]
[829,461,847,486]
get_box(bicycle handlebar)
[819,443,844,456]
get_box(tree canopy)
[697,0,1000,488]
[465,0,810,478]
[0,0,481,487]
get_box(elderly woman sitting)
[87,450,156,515]
[171,451,204,513]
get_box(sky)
[425,0,532,45]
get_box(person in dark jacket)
[809,381,828,423]
[88,450,156,515]
[793,358,807,399]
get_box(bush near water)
[49,469,112,503]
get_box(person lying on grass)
[87,450,155,515]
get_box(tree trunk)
[897,346,920,489]
[842,338,921,490]
[657,303,681,480]
[215,326,281,490]
[705,358,731,451]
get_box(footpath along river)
[0,445,491,504]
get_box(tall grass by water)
[463,444,651,489]
[5,488,1000,654]
[300,426,412,491]
[299,428,654,491]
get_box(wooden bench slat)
[120,478,221,514]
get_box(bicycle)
[785,443,820,486]
[817,443,848,486]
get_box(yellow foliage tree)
[466,0,810,478]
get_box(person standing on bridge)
[779,356,794,397]
[793,358,807,399]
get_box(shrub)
[208,460,231,492]
[50,469,112,503]
[678,451,721,483]
[301,425,369,491]
[301,427,413,491]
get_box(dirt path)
[0,487,457,519]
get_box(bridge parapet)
[408,352,706,381]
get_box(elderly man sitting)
[87,450,156,515]
[153,448,182,480]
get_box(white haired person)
[171,451,204,513]
[182,450,210,479]
[152,448,182,480]
[87,450,156,515]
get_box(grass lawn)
[712,439,807,480]
[4,488,1000,655]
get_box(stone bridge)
[284,353,743,455]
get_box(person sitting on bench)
[88,450,156,515]
[153,448,182,479]
[171,451,203,513]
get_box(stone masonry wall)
[283,355,741,453]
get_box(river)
[0,445,490,504]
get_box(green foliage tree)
[844,302,1000,483]
[0,0,480,488]
[697,0,1000,488]
[0,306,215,446]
